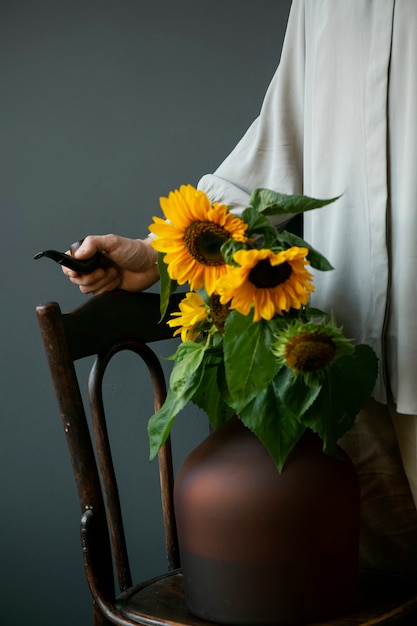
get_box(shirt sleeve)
[198,0,306,229]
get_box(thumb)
[71,235,108,259]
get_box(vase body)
[174,418,360,625]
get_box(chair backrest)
[36,290,183,603]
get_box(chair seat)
[116,569,417,625]
[116,571,205,625]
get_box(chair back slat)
[88,347,132,592]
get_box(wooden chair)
[36,290,417,626]
[36,290,189,626]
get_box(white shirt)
[199,0,417,414]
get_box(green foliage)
[299,344,379,455]
[148,341,207,459]
[191,356,235,428]
[241,206,278,244]
[223,311,282,413]
[250,188,341,216]
[277,231,334,271]
[239,382,305,472]
[158,251,178,320]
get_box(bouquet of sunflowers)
[147,185,378,470]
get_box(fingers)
[61,234,114,282]
[67,264,121,294]
[79,274,121,295]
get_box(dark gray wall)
[0,1,292,624]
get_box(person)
[62,0,417,576]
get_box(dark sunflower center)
[285,332,336,372]
[184,221,230,266]
[248,259,292,288]
[209,294,230,333]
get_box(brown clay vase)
[174,418,360,625]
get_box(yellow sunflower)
[149,184,248,294]
[216,247,314,322]
[167,291,210,342]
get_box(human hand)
[62,234,159,295]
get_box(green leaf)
[240,206,278,242]
[239,383,305,472]
[191,356,234,428]
[220,239,247,265]
[158,252,178,320]
[303,306,328,320]
[148,341,207,460]
[277,230,334,271]
[300,344,378,455]
[275,367,322,418]
[250,189,341,217]
[169,342,207,394]
[223,311,282,413]
[148,376,204,461]
[148,387,185,461]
